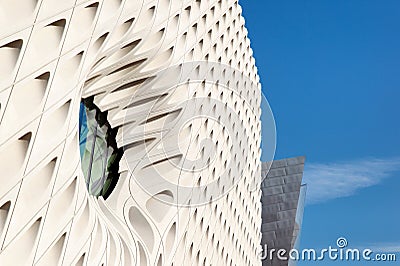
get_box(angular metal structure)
[260,157,306,266]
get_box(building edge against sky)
[0,0,305,265]
[0,0,262,265]
[261,157,306,266]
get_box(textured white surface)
[0,0,262,265]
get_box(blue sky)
[240,0,400,265]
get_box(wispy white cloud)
[303,158,400,204]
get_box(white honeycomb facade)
[0,0,262,265]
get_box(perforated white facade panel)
[0,0,262,265]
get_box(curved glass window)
[79,97,121,198]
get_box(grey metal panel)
[260,156,306,266]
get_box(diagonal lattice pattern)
[0,0,262,265]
